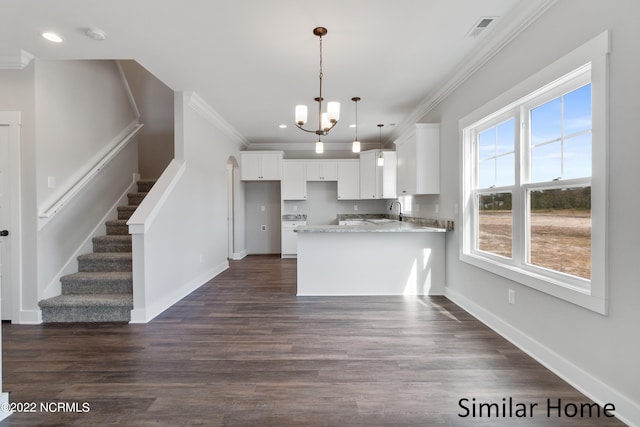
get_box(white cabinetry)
[359,150,397,199]
[337,160,360,200]
[282,220,306,258]
[395,124,439,195]
[240,151,283,181]
[282,160,307,200]
[306,160,338,181]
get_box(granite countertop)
[296,220,447,233]
[282,214,307,221]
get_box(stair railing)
[38,123,144,222]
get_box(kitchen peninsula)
[296,219,449,296]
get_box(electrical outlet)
[508,289,516,305]
[293,205,298,212]
[435,204,439,214]
[454,203,459,214]
[261,225,267,231]
[47,176,56,189]
[353,204,358,211]
[260,205,266,212]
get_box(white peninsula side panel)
[296,229,445,296]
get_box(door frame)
[0,112,22,323]
[226,161,234,260]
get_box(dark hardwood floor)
[1,255,625,426]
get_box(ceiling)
[0,0,554,150]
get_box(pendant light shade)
[377,124,385,166]
[352,97,361,153]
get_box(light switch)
[47,176,56,189]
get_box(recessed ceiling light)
[42,32,63,43]
[349,124,356,128]
[279,124,287,129]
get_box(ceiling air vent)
[466,16,497,38]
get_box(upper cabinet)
[337,160,360,200]
[359,150,397,199]
[282,160,307,200]
[240,151,283,181]
[395,124,440,195]
[306,160,338,181]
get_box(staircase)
[38,179,155,323]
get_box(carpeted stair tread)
[78,252,132,261]
[38,294,133,323]
[137,179,156,192]
[105,219,130,235]
[92,235,132,252]
[61,271,133,294]
[78,252,132,272]
[39,294,133,308]
[117,206,137,220]
[127,192,148,206]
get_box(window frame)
[459,31,609,314]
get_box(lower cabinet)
[281,221,306,258]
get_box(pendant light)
[377,124,385,166]
[352,97,361,153]
[295,27,340,153]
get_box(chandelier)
[295,27,340,154]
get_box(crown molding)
[246,141,383,152]
[186,91,249,149]
[0,49,34,69]
[390,0,559,142]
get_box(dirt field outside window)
[479,210,591,279]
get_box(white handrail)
[38,123,144,219]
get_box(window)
[460,32,609,314]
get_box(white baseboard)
[232,249,248,260]
[130,260,229,324]
[0,392,11,421]
[445,286,639,427]
[18,309,42,324]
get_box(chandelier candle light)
[295,27,340,154]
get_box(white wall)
[34,60,137,208]
[119,60,174,179]
[415,1,640,423]
[245,181,281,254]
[129,91,246,322]
[283,181,389,225]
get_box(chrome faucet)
[389,200,403,221]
